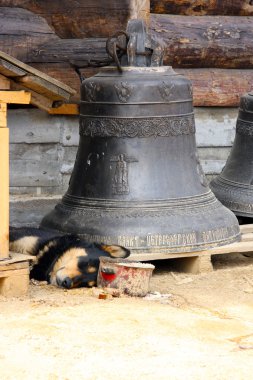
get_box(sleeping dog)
[10,227,130,289]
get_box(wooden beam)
[0,1,150,39]
[0,102,9,259]
[0,58,26,78]
[150,14,253,68]
[176,68,253,107]
[0,101,7,127]
[10,82,54,111]
[150,0,253,16]
[0,74,10,90]
[0,51,76,97]
[0,90,31,104]
[48,103,79,115]
[16,74,72,101]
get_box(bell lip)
[127,231,241,254]
[210,176,253,217]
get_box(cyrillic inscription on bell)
[41,19,240,254]
[211,92,253,218]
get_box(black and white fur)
[10,227,130,289]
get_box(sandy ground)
[0,253,253,380]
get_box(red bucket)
[97,257,155,297]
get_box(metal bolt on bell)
[41,19,240,254]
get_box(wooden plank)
[170,255,213,274]
[241,233,253,242]
[150,14,253,68]
[48,104,79,115]
[0,124,9,259]
[17,74,73,100]
[0,90,31,104]
[10,197,60,227]
[0,267,29,278]
[177,69,253,107]
[8,109,61,144]
[10,81,53,111]
[62,123,80,146]
[195,108,237,147]
[0,267,29,297]
[151,0,253,16]
[10,143,58,161]
[130,240,253,261]
[0,51,76,96]
[0,252,35,265]
[0,102,7,127]
[198,147,231,161]
[30,63,81,103]
[240,225,253,234]
[10,160,61,187]
[0,1,150,38]
[0,58,26,77]
[0,261,30,272]
[1,7,253,73]
[0,74,10,89]
[27,38,108,64]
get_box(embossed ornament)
[80,115,195,138]
[236,120,253,137]
[84,82,100,102]
[114,81,133,102]
[159,81,175,100]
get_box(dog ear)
[100,244,130,258]
[87,258,100,273]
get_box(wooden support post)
[0,92,30,261]
[0,102,9,260]
[170,255,213,274]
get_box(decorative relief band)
[211,177,253,215]
[236,119,253,137]
[58,198,219,219]
[222,200,253,215]
[78,225,239,249]
[80,114,195,138]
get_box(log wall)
[151,0,253,16]
[1,6,253,106]
[150,14,253,68]
[1,0,150,38]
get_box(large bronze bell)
[41,20,240,254]
[211,93,253,218]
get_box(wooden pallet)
[0,253,34,297]
[130,225,253,274]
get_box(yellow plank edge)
[48,103,79,115]
[0,126,9,259]
[0,74,10,90]
[0,267,29,278]
[240,224,253,234]
[0,102,7,127]
[0,90,31,104]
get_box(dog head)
[49,242,130,289]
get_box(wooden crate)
[130,225,253,274]
[0,253,34,297]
